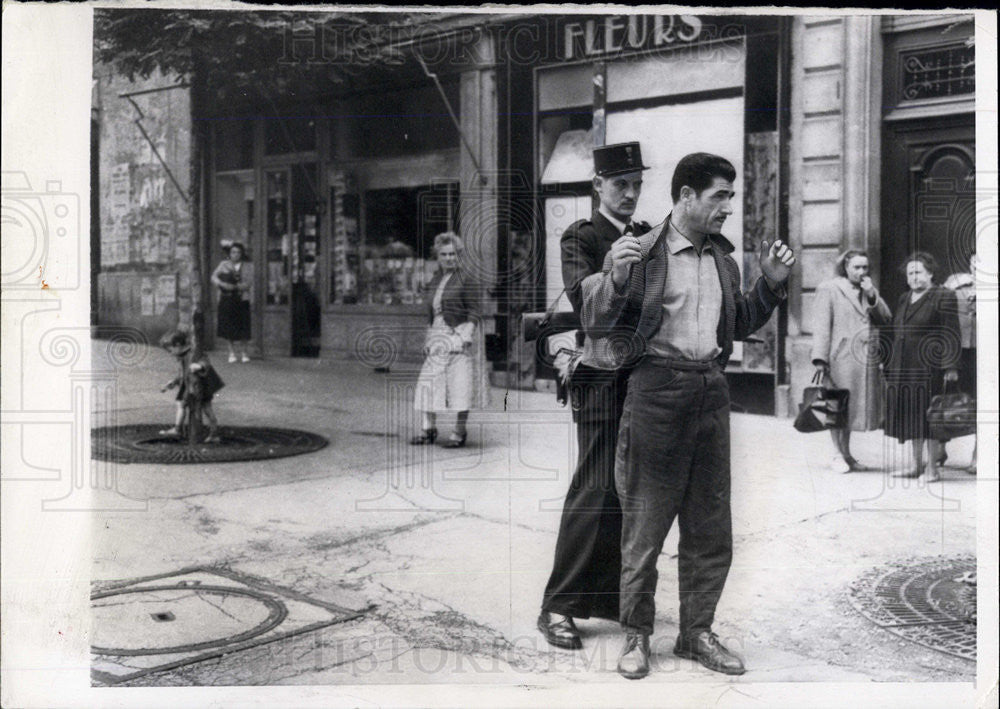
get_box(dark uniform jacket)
[560,211,650,422]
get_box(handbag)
[522,288,580,342]
[794,370,850,433]
[927,379,976,440]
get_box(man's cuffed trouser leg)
[616,363,731,636]
[677,381,732,637]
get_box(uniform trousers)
[615,357,732,637]
[542,366,628,620]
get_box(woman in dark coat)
[409,232,490,448]
[211,242,253,362]
[879,252,961,481]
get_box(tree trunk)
[189,59,207,358]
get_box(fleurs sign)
[562,15,704,60]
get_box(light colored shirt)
[646,221,723,361]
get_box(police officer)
[538,142,652,649]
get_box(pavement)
[89,341,980,690]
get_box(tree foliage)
[94,9,459,107]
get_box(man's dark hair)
[671,153,737,203]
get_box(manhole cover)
[848,555,976,661]
[91,567,367,686]
[91,425,328,464]
[92,585,287,656]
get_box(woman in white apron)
[410,233,489,448]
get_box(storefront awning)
[541,129,593,185]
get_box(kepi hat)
[594,142,650,177]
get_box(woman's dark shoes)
[441,433,467,448]
[846,458,876,472]
[673,631,746,675]
[537,611,582,650]
[892,469,922,478]
[409,428,437,445]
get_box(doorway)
[881,118,975,303]
[263,163,322,357]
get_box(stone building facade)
[92,12,977,414]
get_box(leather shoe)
[617,632,650,679]
[537,611,582,650]
[409,428,437,445]
[673,631,745,675]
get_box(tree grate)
[91,424,328,464]
[848,555,976,661]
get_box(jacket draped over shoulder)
[579,218,784,369]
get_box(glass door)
[290,163,321,357]
[264,164,322,356]
[265,169,291,307]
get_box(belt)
[643,355,720,372]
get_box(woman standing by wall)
[881,252,961,482]
[811,250,892,472]
[409,232,490,448]
[211,242,253,363]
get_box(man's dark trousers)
[615,358,733,636]
[541,364,628,620]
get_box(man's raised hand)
[610,234,643,289]
[759,239,795,287]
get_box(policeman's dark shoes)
[673,631,746,675]
[617,632,650,679]
[537,612,582,650]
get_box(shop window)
[336,83,460,159]
[265,115,317,155]
[215,120,254,171]
[744,31,779,133]
[213,172,255,252]
[264,164,320,306]
[264,170,290,305]
[346,182,458,305]
[538,112,592,181]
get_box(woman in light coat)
[811,250,891,472]
[410,233,490,448]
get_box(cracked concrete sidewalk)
[91,344,978,687]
